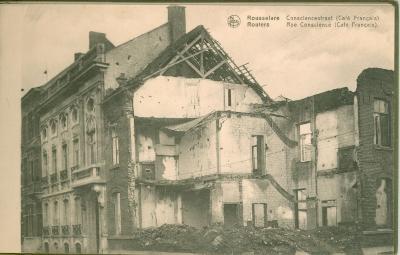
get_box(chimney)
[167,6,186,42]
[74,52,84,61]
[89,31,107,49]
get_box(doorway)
[224,203,241,226]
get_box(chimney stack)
[167,6,186,42]
[89,31,107,49]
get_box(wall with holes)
[104,24,171,90]
[140,186,181,228]
[178,118,217,179]
[316,104,355,171]
[133,76,263,118]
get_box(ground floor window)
[375,178,392,227]
[295,189,307,229]
[75,243,81,254]
[64,243,69,253]
[252,203,267,227]
[321,200,337,226]
[44,242,49,253]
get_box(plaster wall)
[316,105,355,171]
[104,24,171,90]
[133,76,263,118]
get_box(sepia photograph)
[1,2,396,254]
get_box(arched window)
[41,127,47,141]
[74,197,81,225]
[60,114,68,130]
[64,243,69,254]
[43,203,49,226]
[53,201,59,225]
[44,242,49,253]
[113,192,121,235]
[53,242,59,251]
[42,151,48,177]
[50,120,57,136]
[86,117,96,164]
[63,199,70,225]
[87,98,95,112]
[75,243,81,254]
[71,107,79,123]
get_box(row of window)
[43,241,81,254]
[41,98,96,141]
[43,197,81,226]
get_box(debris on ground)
[129,224,363,254]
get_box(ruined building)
[21,6,395,254]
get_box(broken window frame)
[252,135,266,174]
[373,99,391,147]
[299,122,312,162]
[294,189,307,229]
[111,127,120,165]
[113,192,122,235]
[321,200,337,227]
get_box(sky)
[0,3,395,252]
[1,3,396,100]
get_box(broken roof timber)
[116,25,272,103]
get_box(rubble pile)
[129,224,362,254]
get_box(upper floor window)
[112,127,119,165]
[113,192,121,235]
[252,135,265,174]
[60,114,68,130]
[73,138,79,167]
[299,123,312,162]
[53,201,59,225]
[224,88,234,108]
[87,98,95,113]
[43,203,49,226]
[374,99,390,147]
[50,120,57,136]
[43,151,48,176]
[62,144,68,171]
[71,107,79,124]
[41,127,48,141]
[63,199,70,226]
[52,146,57,173]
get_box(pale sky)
[0,3,396,252]
[2,3,395,100]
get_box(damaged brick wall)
[356,68,394,229]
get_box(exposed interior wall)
[181,190,210,228]
[219,115,268,174]
[208,180,294,228]
[317,171,358,226]
[316,105,355,171]
[178,120,217,179]
[104,24,171,90]
[140,186,180,228]
[137,126,157,162]
[133,76,263,118]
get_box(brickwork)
[356,68,394,229]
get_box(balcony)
[72,224,82,236]
[61,225,70,235]
[60,169,68,182]
[42,226,50,236]
[52,225,59,236]
[71,165,104,188]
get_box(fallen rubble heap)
[129,224,362,254]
